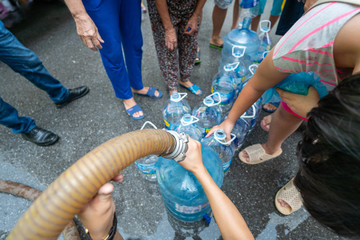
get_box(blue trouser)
[0,20,69,134]
[83,0,143,99]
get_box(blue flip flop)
[262,102,280,113]
[179,83,202,96]
[126,104,145,120]
[135,87,163,99]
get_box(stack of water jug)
[134,0,271,224]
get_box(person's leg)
[231,0,239,29]
[84,0,143,118]
[0,96,35,134]
[250,0,266,31]
[178,13,201,96]
[210,4,227,47]
[240,104,303,161]
[147,0,179,95]
[0,20,69,104]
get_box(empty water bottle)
[192,93,222,137]
[211,69,237,114]
[135,121,159,181]
[163,92,191,130]
[255,20,271,63]
[241,99,261,132]
[222,17,260,63]
[238,0,260,28]
[232,117,250,149]
[156,144,224,222]
[201,129,236,174]
[175,114,203,141]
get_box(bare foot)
[169,89,178,96]
[260,114,272,132]
[179,80,201,95]
[263,103,278,112]
[240,143,281,163]
[277,199,291,211]
[123,98,143,118]
[133,87,161,98]
[210,36,223,47]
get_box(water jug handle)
[262,51,270,59]
[205,92,222,106]
[216,133,237,146]
[241,105,256,119]
[180,115,200,126]
[248,64,258,75]
[140,121,158,130]
[232,46,246,58]
[260,20,271,32]
[171,92,188,102]
[224,62,240,72]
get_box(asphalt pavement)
[0,1,343,239]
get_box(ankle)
[262,143,281,155]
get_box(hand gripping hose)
[6,129,187,239]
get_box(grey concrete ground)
[0,1,344,239]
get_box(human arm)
[63,0,104,51]
[207,48,290,140]
[184,0,206,35]
[155,0,177,51]
[77,174,124,240]
[179,138,254,240]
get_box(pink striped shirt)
[273,2,360,86]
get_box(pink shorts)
[281,101,309,121]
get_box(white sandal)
[275,178,303,215]
[239,144,282,165]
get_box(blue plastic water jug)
[211,69,237,114]
[156,145,224,222]
[232,117,250,149]
[135,121,160,181]
[222,17,260,62]
[163,93,191,130]
[174,114,203,141]
[201,130,236,174]
[262,72,329,103]
[255,20,271,63]
[192,93,222,137]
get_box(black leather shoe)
[55,86,89,109]
[21,127,59,146]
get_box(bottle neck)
[242,17,252,29]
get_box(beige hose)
[0,180,80,240]
[7,129,176,240]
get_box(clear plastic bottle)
[135,121,159,182]
[201,129,236,174]
[232,117,250,149]
[222,17,260,63]
[175,114,203,141]
[238,0,260,28]
[163,92,191,130]
[192,93,222,137]
[211,66,237,114]
[255,20,272,63]
[156,144,224,222]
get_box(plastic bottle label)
[240,0,259,8]
[205,128,211,134]
[174,202,210,214]
[164,120,170,129]
[134,162,157,175]
[223,159,233,173]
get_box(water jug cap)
[260,20,271,32]
[214,130,236,145]
[181,114,199,126]
[232,46,246,58]
[203,92,221,106]
[224,62,240,72]
[140,121,158,130]
[170,92,187,102]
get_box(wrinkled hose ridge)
[0,180,80,240]
[7,129,176,239]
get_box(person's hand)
[178,137,206,174]
[165,27,177,51]
[74,14,104,51]
[78,174,123,240]
[206,118,236,141]
[276,86,320,118]
[184,14,199,35]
